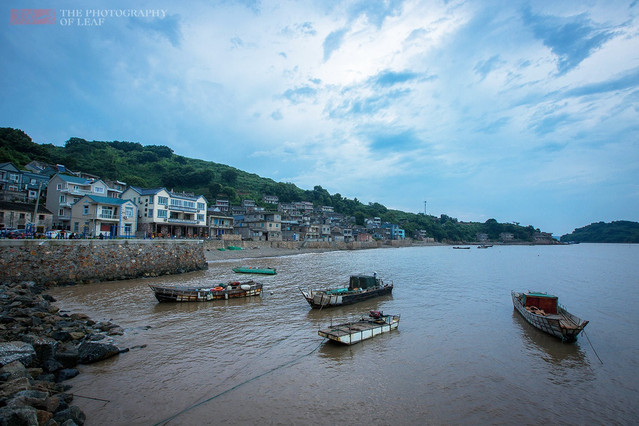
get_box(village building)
[46,173,123,230]
[121,187,208,238]
[0,201,53,233]
[70,195,137,238]
[207,207,234,239]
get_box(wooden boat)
[477,244,493,249]
[299,274,393,309]
[149,280,262,302]
[453,246,470,249]
[511,291,588,342]
[232,266,277,275]
[318,311,400,345]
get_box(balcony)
[168,218,198,224]
[168,205,197,213]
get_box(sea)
[48,243,639,425]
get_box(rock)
[0,341,36,367]
[22,335,59,371]
[68,332,85,341]
[77,341,120,364]
[54,405,86,425]
[0,406,39,426]
[54,347,79,369]
[0,361,28,380]
[56,368,79,382]
[0,377,31,399]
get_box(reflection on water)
[49,245,639,425]
[512,310,590,366]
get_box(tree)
[221,169,238,185]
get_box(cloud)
[373,69,423,87]
[522,7,617,74]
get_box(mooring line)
[152,338,326,426]
[583,329,603,364]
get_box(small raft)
[318,311,400,345]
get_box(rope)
[582,329,603,364]
[152,338,327,426]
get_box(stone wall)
[202,239,384,251]
[0,239,207,287]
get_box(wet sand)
[204,245,335,262]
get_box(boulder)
[77,341,120,364]
[54,405,86,425]
[0,406,39,426]
[0,342,36,367]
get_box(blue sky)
[2,0,638,236]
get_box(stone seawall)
[202,239,392,251]
[0,239,207,287]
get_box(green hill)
[1,127,542,242]
[560,221,639,243]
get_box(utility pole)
[424,200,427,215]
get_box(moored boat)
[318,310,400,345]
[453,246,471,249]
[299,274,393,309]
[511,291,588,342]
[149,280,262,302]
[232,266,277,275]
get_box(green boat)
[232,266,277,275]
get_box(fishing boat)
[149,280,262,302]
[453,246,470,249]
[318,311,400,345]
[511,291,588,342]
[299,274,393,309]
[477,244,493,249]
[232,266,277,275]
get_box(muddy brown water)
[48,244,639,425]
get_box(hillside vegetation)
[560,221,639,243]
[1,127,541,242]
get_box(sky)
[2,0,638,236]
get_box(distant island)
[560,221,639,243]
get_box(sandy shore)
[204,245,335,262]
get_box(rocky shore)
[0,282,125,425]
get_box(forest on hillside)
[560,221,639,243]
[1,127,542,242]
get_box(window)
[94,186,104,194]
[157,210,167,218]
[39,215,45,221]
[60,195,66,202]
[148,197,154,204]
[158,196,168,205]
[148,209,153,218]
[197,202,205,210]
[74,222,79,232]
[197,214,204,221]
[57,184,62,190]
[83,205,89,215]
[171,199,182,207]
[58,209,64,216]
[125,206,134,217]
[124,223,132,234]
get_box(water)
[48,244,639,425]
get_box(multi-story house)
[241,199,256,211]
[46,173,123,230]
[281,219,301,241]
[214,199,230,212]
[207,208,234,239]
[0,162,49,202]
[262,195,278,205]
[234,212,282,241]
[342,227,354,242]
[300,224,320,241]
[122,187,208,238]
[70,195,137,238]
[319,224,331,241]
[0,201,53,233]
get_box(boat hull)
[150,282,262,302]
[300,285,393,309]
[232,267,276,275]
[511,291,588,342]
[319,314,400,345]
